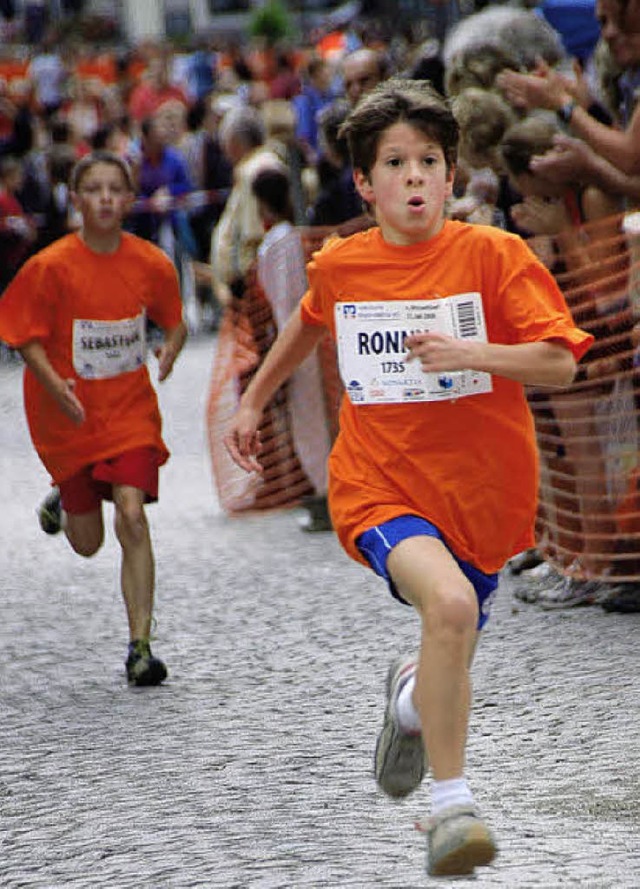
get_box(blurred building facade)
[0,0,359,43]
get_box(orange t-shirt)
[300,220,594,574]
[0,233,183,484]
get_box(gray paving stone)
[1,336,639,888]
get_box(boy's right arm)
[19,341,85,425]
[224,307,326,473]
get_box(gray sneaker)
[374,657,426,799]
[539,577,606,610]
[601,583,640,613]
[512,564,564,605]
[420,805,497,877]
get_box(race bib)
[335,295,493,404]
[73,313,146,380]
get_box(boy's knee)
[64,511,104,557]
[114,502,147,544]
[426,581,479,636]
[67,531,103,558]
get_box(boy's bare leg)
[388,535,477,779]
[64,486,164,685]
[112,484,154,642]
[387,535,496,875]
[64,509,105,557]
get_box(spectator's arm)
[564,103,640,176]
[530,134,640,202]
[498,66,640,176]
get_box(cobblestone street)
[1,336,639,888]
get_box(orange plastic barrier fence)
[527,209,640,581]
[205,217,370,514]
[206,264,315,513]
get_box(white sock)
[395,672,422,734]
[430,777,475,816]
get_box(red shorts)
[59,447,161,515]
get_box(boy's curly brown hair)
[338,79,459,176]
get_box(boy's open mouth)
[408,197,424,207]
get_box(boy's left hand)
[155,344,178,382]
[154,322,187,382]
[405,332,475,373]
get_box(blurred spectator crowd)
[0,1,618,308]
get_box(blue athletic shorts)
[356,514,499,629]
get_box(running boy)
[224,81,592,877]
[0,150,187,687]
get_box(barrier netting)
[206,217,370,514]
[528,210,640,581]
[206,210,640,583]
[206,262,315,512]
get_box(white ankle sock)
[395,673,422,734]
[430,777,474,816]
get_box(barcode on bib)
[456,300,479,338]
